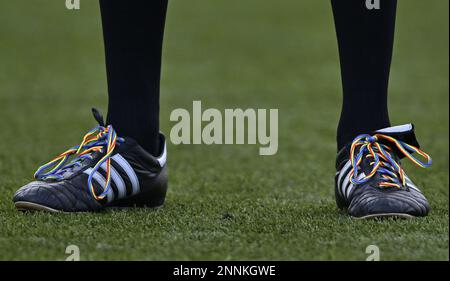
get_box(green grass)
[0,0,448,260]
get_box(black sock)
[99,0,168,156]
[332,0,396,150]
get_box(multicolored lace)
[34,125,124,200]
[349,134,432,188]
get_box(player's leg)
[331,0,433,218]
[101,0,167,156]
[13,1,169,212]
[333,0,394,149]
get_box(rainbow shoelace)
[34,125,124,200]
[349,134,432,188]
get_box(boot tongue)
[91,108,105,127]
[374,123,420,159]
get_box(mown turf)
[0,0,448,260]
